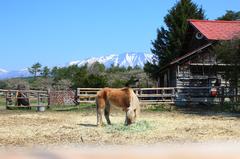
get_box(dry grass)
[0,108,240,148]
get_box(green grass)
[105,120,152,133]
[0,95,95,112]
[0,98,5,105]
[146,104,173,112]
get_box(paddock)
[0,107,240,147]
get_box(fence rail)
[0,89,79,109]
[0,89,49,109]
[77,87,176,104]
[77,87,240,105]
[1,86,239,109]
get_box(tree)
[5,79,30,90]
[106,64,126,73]
[125,76,139,87]
[84,74,107,88]
[87,62,105,75]
[28,62,42,79]
[41,66,51,78]
[144,0,205,80]
[30,77,53,90]
[51,65,89,89]
[110,79,127,88]
[0,81,7,89]
[144,27,170,80]
[213,38,240,87]
[70,65,88,88]
[217,10,240,20]
[213,38,240,103]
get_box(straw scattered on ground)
[0,108,240,148]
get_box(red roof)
[189,19,240,40]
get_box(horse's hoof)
[97,123,105,127]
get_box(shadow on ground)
[78,123,97,127]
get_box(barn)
[159,19,240,105]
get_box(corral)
[0,106,240,148]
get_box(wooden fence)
[77,87,176,105]
[77,87,240,106]
[0,89,49,109]
[0,87,239,109]
[0,89,77,109]
[175,86,240,105]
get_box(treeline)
[0,62,153,90]
[50,62,146,89]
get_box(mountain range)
[0,68,31,80]
[69,52,153,68]
[0,52,153,79]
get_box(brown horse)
[96,87,140,126]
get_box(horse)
[96,87,140,126]
[16,91,30,106]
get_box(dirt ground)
[0,107,240,148]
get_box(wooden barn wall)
[176,63,190,87]
[175,50,228,88]
[191,50,216,64]
[170,66,177,87]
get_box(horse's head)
[126,107,137,125]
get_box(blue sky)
[0,0,240,70]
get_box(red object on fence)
[210,87,217,97]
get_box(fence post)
[5,91,8,110]
[220,86,224,111]
[37,92,40,106]
[47,88,51,106]
[172,88,176,103]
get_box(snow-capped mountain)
[0,68,31,79]
[0,52,153,79]
[0,68,8,74]
[69,52,153,68]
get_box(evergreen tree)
[144,27,170,80]
[106,64,126,73]
[213,38,240,103]
[28,62,42,79]
[41,66,51,78]
[87,62,105,75]
[217,10,240,20]
[144,0,205,80]
[0,81,7,89]
[213,39,240,88]
[84,74,107,88]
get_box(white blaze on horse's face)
[127,107,136,124]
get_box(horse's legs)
[96,98,105,126]
[104,103,111,125]
[97,108,104,126]
[124,111,128,125]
